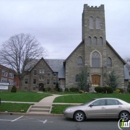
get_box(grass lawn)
[0,103,31,113]
[0,91,52,102]
[53,93,130,103]
[51,105,71,114]
[52,93,130,114]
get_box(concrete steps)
[27,105,52,114]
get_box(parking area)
[0,114,124,130]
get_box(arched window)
[92,51,100,67]
[89,17,94,29]
[107,57,112,67]
[75,74,79,82]
[88,36,91,45]
[99,37,103,45]
[94,37,97,45]
[78,56,83,66]
[96,17,100,29]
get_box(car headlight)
[65,108,74,112]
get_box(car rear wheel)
[119,111,130,121]
[74,111,85,122]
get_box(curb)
[0,112,63,116]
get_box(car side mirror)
[89,104,93,107]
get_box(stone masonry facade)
[21,4,128,92]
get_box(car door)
[86,99,107,118]
[105,99,123,118]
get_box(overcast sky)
[0,0,130,59]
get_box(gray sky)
[0,0,130,59]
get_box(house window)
[39,69,44,74]
[33,79,36,84]
[47,79,50,84]
[88,36,91,45]
[107,57,112,67]
[75,74,79,82]
[9,73,14,78]
[92,51,100,67]
[54,73,57,76]
[1,78,7,83]
[99,37,103,45]
[53,79,56,84]
[2,70,8,77]
[78,56,83,66]
[34,70,37,75]
[9,79,14,85]
[89,16,94,29]
[47,71,50,76]
[94,37,97,45]
[39,76,44,81]
[96,17,100,29]
[25,79,28,84]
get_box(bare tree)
[0,33,47,89]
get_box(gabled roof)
[0,64,15,73]
[64,40,126,65]
[64,40,84,63]
[106,41,126,65]
[29,57,54,73]
[24,58,65,78]
[45,59,65,78]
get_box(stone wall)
[65,43,84,88]
[22,58,57,91]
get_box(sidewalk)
[34,94,62,105]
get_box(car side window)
[106,99,122,105]
[91,99,106,106]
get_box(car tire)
[119,111,130,121]
[74,111,85,122]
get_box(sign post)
[0,83,9,90]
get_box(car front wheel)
[119,111,130,121]
[74,111,85,122]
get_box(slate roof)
[24,59,39,71]
[45,59,65,78]
[25,58,65,79]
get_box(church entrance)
[92,75,101,86]
[38,83,45,91]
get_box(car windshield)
[82,99,96,106]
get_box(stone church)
[22,4,130,92]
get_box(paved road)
[0,114,128,130]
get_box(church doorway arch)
[38,83,45,91]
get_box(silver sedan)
[63,98,130,122]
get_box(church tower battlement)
[82,4,106,67]
[83,4,104,11]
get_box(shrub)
[65,88,69,92]
[45,87,51,92]
[55,83,60,92]
[106,87,113,93]
[79,90,84,93]
[11,86,17,93]
[70,87,78,92]
[127,84,130,93]
[115,88,124,93]
[115,88,120,93]
[95,87,103,93]
[95,86,113,93]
